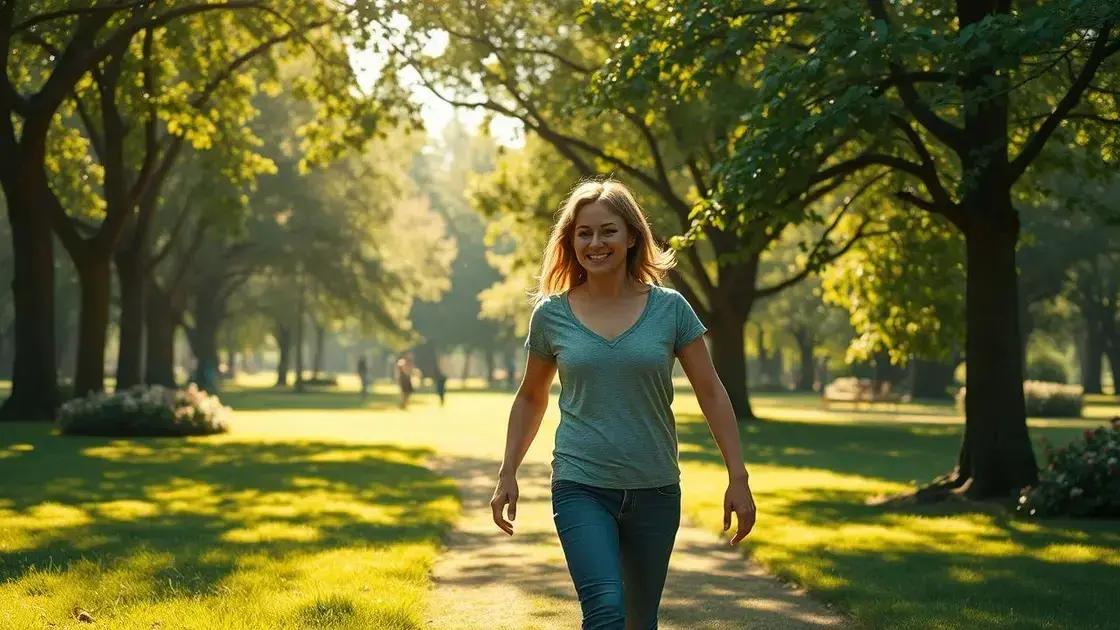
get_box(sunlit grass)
[0,425,457,629]
[674,393,1120,629]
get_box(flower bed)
[1019,418,1120,517]
[58,384,230,436]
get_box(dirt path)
[425,456,851,630]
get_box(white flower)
[1108,457,1118,466]
[1070,487,1084,498]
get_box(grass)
[673,392,1120,630]
[0,419,457,628]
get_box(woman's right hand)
[490,474,519,536]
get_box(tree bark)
[710,314,754,419]
[1080,310,1104,394]
[0,178,58,421]
[959,208,1038,498]
[144,280,178,387]
[114,246,145,389]
[73,256,112,396]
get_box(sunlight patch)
[222,521,321,543]
[96,500,159,520]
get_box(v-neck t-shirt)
[524,284,707,488]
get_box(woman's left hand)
[723,477,757,546]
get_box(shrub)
[1018,417,1120,517]
[58,384,230,436]
[1026,354,1069,384]
[955,381,1083,418]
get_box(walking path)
[425,456,851,630]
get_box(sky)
[348,28,524,148]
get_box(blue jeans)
[551,479,681,630]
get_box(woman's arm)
[677,336,757,546]
[491,352,557,535]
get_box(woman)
[491,179,757,629]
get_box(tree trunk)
[959,209,1038,498]
[0,180,58,420]
[145,280,178,387]
[275,325,292,387]
[486,348,497,388]
[294,280,305,391]
[793,330,815,392]
[73,255,112,396]
[461,349,472,385]
[1106,345,1120,397]
[188,299,222,394]
[1080,313,1104,394]
[114,247,145,389]
[710,314,754,419]
[312,323,325,380]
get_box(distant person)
[396,352,414,409]
[357,356,369,400]
[490,179,756,629]
[434,369,448,407]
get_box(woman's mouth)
[586,252,611,263]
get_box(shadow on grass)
[0,423,456,603]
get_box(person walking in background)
[356,356,369,400]
[396,352,414,409]
[434,360,448,407]
[490,179,756,629]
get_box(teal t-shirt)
[525,284,707,489]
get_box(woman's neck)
[578,268,637,299]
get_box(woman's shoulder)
[531,292,566,316]
[649,284,687,303]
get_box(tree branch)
[1010,25,1118,182]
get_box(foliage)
[1020,418,1120,517]
[57,384,229,436]
[1026,353,1070,384]
[822,211,964,365]
[956,381,1084,418]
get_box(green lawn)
[0,417,457,628]
[1,379,1118,629]
[675,392,1120,630]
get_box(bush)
[1018,417,1120,517]
[301,376,338,387]
[955,381,1083,418]
[58,384,230,436]
[1026,354,1068,384]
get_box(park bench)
[821,377,908,410]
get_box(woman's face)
[572,201,634,278]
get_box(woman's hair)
[532,178,675,303]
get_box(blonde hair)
[533,179,675,302]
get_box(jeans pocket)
[653,483,681,497]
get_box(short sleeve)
[525,298,556,360]
[674,292,707,352]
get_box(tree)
[598,0,1120,497]
[0,0,353,416]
